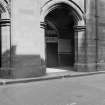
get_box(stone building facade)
[0,0,105,78]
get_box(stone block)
[97,63,105,71]
[87,63,96,72]
[11,55,46,78]
[76,63,87,72]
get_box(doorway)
[45,3,75,68]
[46,43,58,67]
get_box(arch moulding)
[40,0,85,27]
[40,0,86,71]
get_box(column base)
[74,63,97,72]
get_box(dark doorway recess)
[45,3,75,69]
[46,43,58,67]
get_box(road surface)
[0,74,105,105]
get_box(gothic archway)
[40,0,86,70]
[0,0,11,68]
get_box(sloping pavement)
[0,73,105,105]
[0,68,105,85]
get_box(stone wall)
[97,0,105,71]
[86,0,97,71]
[84,0,105,71]
[2,0,105,77]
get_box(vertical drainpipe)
[95,0,98,71]
[9,0,12,68]
[84,0,87,70]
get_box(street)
[0,74,105,105]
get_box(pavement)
[0,68,105,85]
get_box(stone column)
[86,0,97,72]
[74,25,86,72]
[40,21,46,71]
[96,0,105,71]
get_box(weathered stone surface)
[2,0,105,75]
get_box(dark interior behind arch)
[45,3,77,69]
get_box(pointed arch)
[40,0,85,26]
[40,0,86,70]
[0,0,10,16]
